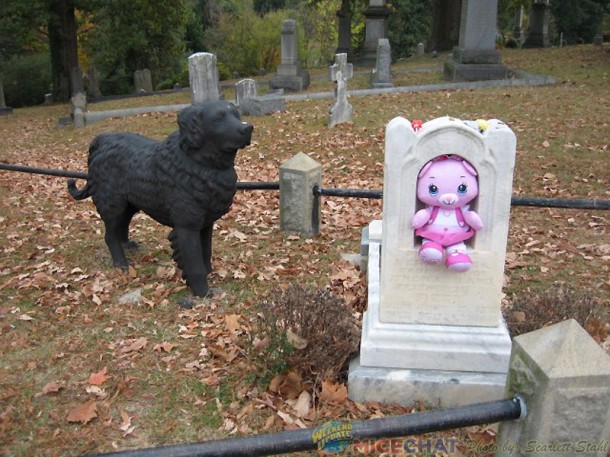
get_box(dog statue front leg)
[169,227,209,297]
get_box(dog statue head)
[178,101,254,168]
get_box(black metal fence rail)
[1,163,609,210]
[88,397,524,457]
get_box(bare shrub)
[254,284,360,389]
[505,283,608,343]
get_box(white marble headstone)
[380,116,516,327]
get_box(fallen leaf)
[290,390,311,418]
[42,381,65,395]
[88,367,109,386]
[120,337,148,353]
[286,328,308,350]
[119,407,133,432]
[153,341,178,353]
[224,314,241,338]
[67,400,97,424]
[269,371,302,400]
[319,381,348,404]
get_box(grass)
[0,44,609,456]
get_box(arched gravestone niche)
[380,117,516,327]
[349,117,517,407]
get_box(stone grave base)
[348,359,508,407]
[348,222,511,407]
[239,95,286,116]
[0,107,13,116]
[443,58,511,82]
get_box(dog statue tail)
[67,179,92,200]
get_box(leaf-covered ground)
[0,45,608,456]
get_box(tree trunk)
[48,0,80,102]
[429,0,462,52]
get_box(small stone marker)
[328,53,353,127]
[269,19,310,92]
[497,319,610,457]
[349,116,517,406]
[279,152,322,237]
[188,52,220,104]
[134,69,153,94]
[371,38,393,88]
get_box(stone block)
[444,58,511,82]
[279,153,322,237]
[239,95,286,116]
[497,320,610,457]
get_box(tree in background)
[387,0,432,59]
[550,0,608,44]
[82,0,189,94]
[205,3,289,78]
[0,0,80,104]
[428,0,461,52]
[48,0,79,101]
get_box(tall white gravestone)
[349,116,517,407]
[188,52,220,104]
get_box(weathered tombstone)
[269,19,310,92]
[0,76,13,116]
[235,79,258,107]
[444,0,510,81]
[328,53,353,127]
[415,42,425,56]
[87,68,102,99]
[497,319,610,457]
[359,0,391,67]
[188,52,220,104]
[371,38,393,88]
[279,153,322,237]
[71,92,87,128]
[134,69,153,94]
[349,116,517,407]
[235,79,285,116]
[522,0,550,48]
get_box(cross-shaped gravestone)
[328,53,353,127]
[330,53,353,83]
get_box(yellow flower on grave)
[476,119,489,132]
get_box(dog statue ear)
[178,106,205,150]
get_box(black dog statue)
[68,101,254,297]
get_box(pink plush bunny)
[412,155,483,272]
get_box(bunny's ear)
[461,159,478,176]
[418,160,434,178]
